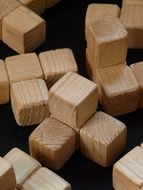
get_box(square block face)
[29,117,76,170]
[39,48,78,88]
[49,72,98,129]
[4,148,41,189]
[11,79,49,126]
[97,64,139,116]
[22,167,71,190]
[5,53,43,84]
[80,111,127,167]
[2,6,46,54]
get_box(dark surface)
[0,0,143,189]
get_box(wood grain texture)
[4,148,41,190]
[2,6,46,54]
[49,72,98,129]
[29,117,76,170]
[21,167,71,190]
[122,0,143,6]
[45,0,61,8]
[11,79,49,126]
[39,48,78,88]
[97,64,139,116]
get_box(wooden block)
[0,156,16,190]
[2,6,46,54]
[11,79,49,126]
[87,18,128,68]
[96,64,139,116]
[39,48,78,88]
[0,60,9,104]
[49,72,98,129]
[141,143,143,148]
[45,0,61,8]
[113,146,143,190]
[21,167,71,190]
[122,0,143,6]
[4,147,41,189]
[5,53,43,84]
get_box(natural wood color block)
[39,48,78,88]
[141,143,143,148]
[2,6,46,54]
[122,0,143,6]
[21,167,71,190]
[97,64,139,116]
[49,72,98,129]
[4,148,41,189]
[11,79,49,126]
[45,0,61,8]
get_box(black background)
[0,0,143,189]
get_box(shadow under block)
[29,117,76,170]
[97,64,139,116]
[39,48,78,88]
[11,79,49,126]
[21,167,71,190]
[80,111,127,167]
[49,72,98,129]
[4,148,41,189]
[5,53,43,84]
[45,0,61,8]
[87,18,128,68]
[2,5,46,54]
[113,146,143,190]
[0,60,9,104]
[0,156,16,190]
[122,0,143,6]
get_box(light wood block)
[0,156,16,190]
[4,148,41,189]
[11,79,49,126]
[39,48,78,88]
[49,72,98,129]
[122,0,143,6]
[113,146,143,190]
[46,0,61,8]
[5,53,43,84]
[87,18,128,68]
[2,6,46,54]
[97,64,139,116]
[21,167,71,190]
[0,60,9,104]
[141,143,143,148]
[80,111,127,167]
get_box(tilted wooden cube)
[39,48,78,88]
[122,0,143,6]
[49,72,98,129]
[80,111,127,167]
[97,64,139,116]
[45,0,61,8]
[2,6,46,54]
[4,148,41,189]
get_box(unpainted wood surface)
[122,0,143,6]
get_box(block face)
[39,48,78,88]
[49,72,98,129]
[80,111,127,167]
[86,49,96,82]
[29,117,76,170]
[122,0,143,5]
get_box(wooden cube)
[113,146,143,190]
[141,143,143,148]
[122,0,143,6]
[80,111,127,167]
[2,6,46,54]
[86,49,96,82]
[11,79,49,126]
[21,167,71,190]
[97,64,139,116]
[4,148,41,189]
[0,156,16,190]
[45,0,61,8]
[87,18,128,68]
[5,53,43,84]
[49,72,98,129]
[39,48,78,88]
[0,60,9,104]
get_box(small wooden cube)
[2,6,46,54]
[122,0,143,6]
[21,167,71,190]
[5,53,43,84]
[0,156,16,190]
[4,148,41,189]
[49,72,98,129]
[11,79,49,126]
[97,64,139,116]
[39,48,78,88]
[113,146,143,190]
[45,0,61,8]
[80,111,127,167]
[86,49,96,82]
